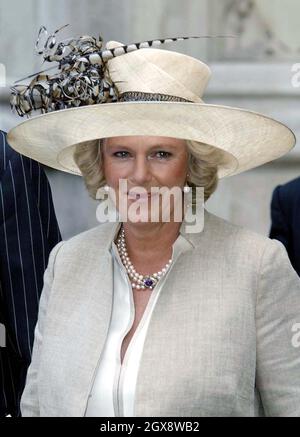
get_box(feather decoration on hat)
[10,24,234,117]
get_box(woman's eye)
[154,151,171,159]
[113,151,130,158]
[112,151,171,159]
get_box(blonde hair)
[73,138,224,202]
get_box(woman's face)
[102,136,188,223]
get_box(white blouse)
[85,229,193,417]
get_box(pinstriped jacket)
[21,210,300,416]
[0,130,61,417]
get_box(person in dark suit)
[0,130,61,416]
[270,177,300,276]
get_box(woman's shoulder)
[204,210,283,254]
[53,221,118,257]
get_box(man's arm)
[0,131,61,416]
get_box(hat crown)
[106,41,211,103]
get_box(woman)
[7,28,300,416]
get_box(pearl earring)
[183,173,190,193]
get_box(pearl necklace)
[116,226,173,290]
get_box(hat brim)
[7,101,296,178]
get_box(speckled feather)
[10,25,233,117]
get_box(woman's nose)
[130,156,152,184]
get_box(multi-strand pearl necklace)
[116,226,172,290]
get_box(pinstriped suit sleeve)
[256,238,300,416]
[20,241,64,417]
[0,130,62,416]
[28,157,62,254]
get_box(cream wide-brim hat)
[7,41,296,178]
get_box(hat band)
[118,91,192,103]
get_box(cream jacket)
[21,210,300,416]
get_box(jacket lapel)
[56,221,122,416]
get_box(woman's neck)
[119,220,182,270]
